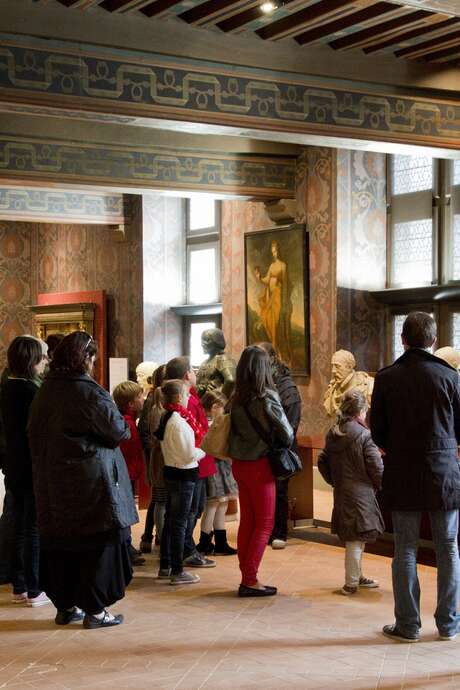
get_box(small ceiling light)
[260,1,278,13]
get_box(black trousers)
[270,478,289,542]
[40,541,132,615]
[11,489,40,597]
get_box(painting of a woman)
[254,240,293,365]
[245,224,309,376]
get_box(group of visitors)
[2,309,460,643]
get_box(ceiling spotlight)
[260,1,278,13]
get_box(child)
[155,379,206,585]
[318,389,384,595]
[113,380,145,566]
[197,390,237,556]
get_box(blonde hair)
[332,389,367,436]
[113,380,143,412]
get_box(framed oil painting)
[245,223,310,377]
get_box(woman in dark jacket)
[228,345,293,597]
[2,336,48,606]
[318,389,384,595]
[28,331,138,629]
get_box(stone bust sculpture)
[136,361,158,398]
[196,328,236,399]
[434,346,460,371]
[323,349,374,417]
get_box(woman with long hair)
[28,331,138,629]
[228,345,293,597]
[2,335,49,607]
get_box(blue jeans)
[160,478,196,575]
[392,510,460,637]
[183,478,206,559]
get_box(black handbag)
[245,406,302,480]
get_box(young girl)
[318,389,384,595]
[197,391,237,556]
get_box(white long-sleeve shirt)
[160,412,205,469]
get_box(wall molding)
[0,134,296,198]
[1,35,460,150]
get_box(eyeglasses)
[83,335,94,352]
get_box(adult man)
[370,311,460,642]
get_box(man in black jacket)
[258,342,301,549]
[370,311,460,642]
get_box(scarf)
[163,403,205,446]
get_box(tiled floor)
[1,517,459,690]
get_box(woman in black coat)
[28,331,138,629]
[2,336,48,606]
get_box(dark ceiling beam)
[329,9,430,49]
[217,0,296,32]
[256,0,360,41]
[56,0,104,7]
[99,0,155,11]
[141,0,184,17]
[419,41,460,61]
[395,26,460,57]
[363,16,458,52]
[295,2,396,46]
[431,55,460,68]
[179,0,248,25]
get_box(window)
[389,307,436,362]
[185,198,221,305]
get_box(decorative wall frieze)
[0,134,296,197]
[1,36,460,149]
[0,186,129,224]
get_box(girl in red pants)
[228,346,294,597]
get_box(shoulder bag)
[245,406,302,480]
[200,413,231,461]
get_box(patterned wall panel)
[1,36,460,148]
[142,194,183,364]
[222,146,336,437]
[0,187,127,224]
[336,151,387,373]
[0,208,143,372]
[0,134,296,198]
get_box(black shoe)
[130,554,146,566]
[382,624,419,642]
[139,538,152,554]
[238,584,277,598]
[55,608,85,625]
[213,529,237,556]
[83,611,124,629]
[196,531,215,555]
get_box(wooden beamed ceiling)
[49,0,460,66]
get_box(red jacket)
[119,412,144,481]
[187,387,216,478]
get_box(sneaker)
[271,539,287,550]
[83,610,124,629]
[170,571,200,585]
[439,630,458,641]
[359,577,379,588]
[340,585,358,596]
[157,568,172,579]
[183,553,216,568]
[55,608,85,625]
[27,592,51,608]
[12,592,28,604]
[382,624,419,642]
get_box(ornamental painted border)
[0,135,296,197]
[0,36,460,147]
[0,187,128,224]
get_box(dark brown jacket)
[318,419,384,542]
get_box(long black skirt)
[40,530,132,615]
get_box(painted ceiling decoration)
[37,0,460,66]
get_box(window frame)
[183,313,222,367]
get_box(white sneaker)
[12,592,28,604]
[170,571,200,585]
[27,592,51,607]
[271,539,287,550]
